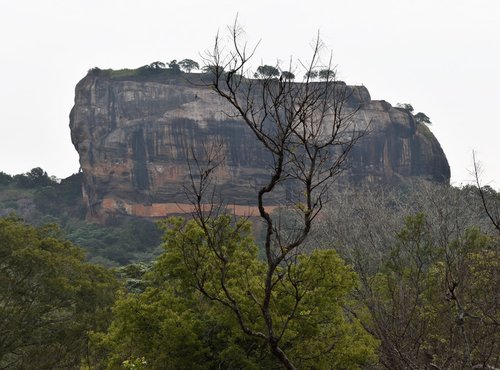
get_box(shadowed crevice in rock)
[131,128,149,190]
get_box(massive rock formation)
[70,69,450,219]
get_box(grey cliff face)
[347,100,450,184]
[70,72,450,219]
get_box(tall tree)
[304,70,318,80]
[98,216,377,369]
[414,112,431,125]
[178,21,366,369]
[0,217,117,369]
[473,152,500,235]
[0,171,12,185]
[148,61,165,69]
[167,59,181,72]
[280,71,295,80]
[396,103,414,113]
[366,215,500,369]
[254,64,280,79]
[179,58,200,73]
[318,68,335,80]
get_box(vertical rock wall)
[70,72,450,219]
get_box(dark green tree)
[98,216,377,369]
[414,111,432,125]
[0,171,12,186]
[315,182,500,369]
[202,64,224,75]
[12,167,54,188]
[148,61,165,69]
[397,103,432,125]
[167,59,181,72]
[254,64,280,78]
[178,58,200,73]
[396,102,414,113]
[365,215,500,369]
[0,217,118,369]
[280,71,295,80]
[181,22,367,369]
[304,70,318,80]
[318,68,335,80]
[473,154,500,235]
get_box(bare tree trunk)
[182,19,363,368]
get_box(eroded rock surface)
[70,71,450,219]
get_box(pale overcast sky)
[1,0,499,188]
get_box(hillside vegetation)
[1,167,499,368]
[1,28,498,368]
[0,169,162,266]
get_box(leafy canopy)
[97,216,377,369]
[0,216,118,369]
[179,58,200,73]
[254,64,280,78]
[365,214,500,369]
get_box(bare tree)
[175,21,364,369]
[314,182,500,369]
[473,151,500,235]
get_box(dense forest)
[0,169,162,266]
[1,167,499,369]
[2,25,499,369]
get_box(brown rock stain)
[101,197,276,218]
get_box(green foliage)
[88,66,102,75]
[365,214,500,368]
[33,174,84,218]
[97,216,377,368]
[148,61,165,69]
[87,66,183,80]
[167,59,181,72]
[11,167,56,189]
[0,169,84,224]
[115,262,151,293]
[318,68,335,80]
[280,71,295,80]
[96,286,229,369]
[414,111,432,125]
[0,216,118,369]
[122,357,148,369]
[179,58,200,73]
[27,167,52,185]
[0,171,12,186]
[396,102,414,113]
[64,218,162,266]
[1,168,161,265]
[304,70,318,80]
[397,103,432,125]
[254,64,280,78]
[416,119,434,140]
[202,64,225,75]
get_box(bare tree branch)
[189,21,365,369]
[473,151,500,235]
